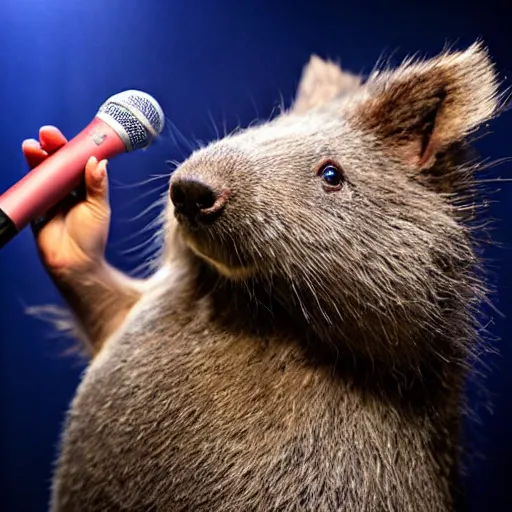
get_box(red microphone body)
[0,90,165,249]
[0,118,125,232]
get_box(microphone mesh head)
[96,90,165,151]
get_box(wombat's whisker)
[111,196,168,248]
[116,182,169,212]
[110,174,170,189]
[207,109,221,142]
[121,198,165,223]
[165,118,198,155]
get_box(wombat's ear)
[351,42,500,170]
[291,55,362,114]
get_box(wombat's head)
[166,42,501,366]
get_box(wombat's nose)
[170,178,229,223]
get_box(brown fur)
[47,42,502,511]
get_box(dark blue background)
[1,1,510,510]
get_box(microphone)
[0,90,165,249]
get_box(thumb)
[84,157,110,212]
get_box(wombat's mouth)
[169,173,257,279]
[180,229,256,280]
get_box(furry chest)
[51,311,453,511]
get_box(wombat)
[27,41,504,511]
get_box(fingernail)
[39,125,58,133]
[22,138,39,147]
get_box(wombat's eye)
[318,163,344,191]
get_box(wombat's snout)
[170,178,230,225]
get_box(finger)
[22,139,48,169]
[85,158,109,208]
[39,125,68,155]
